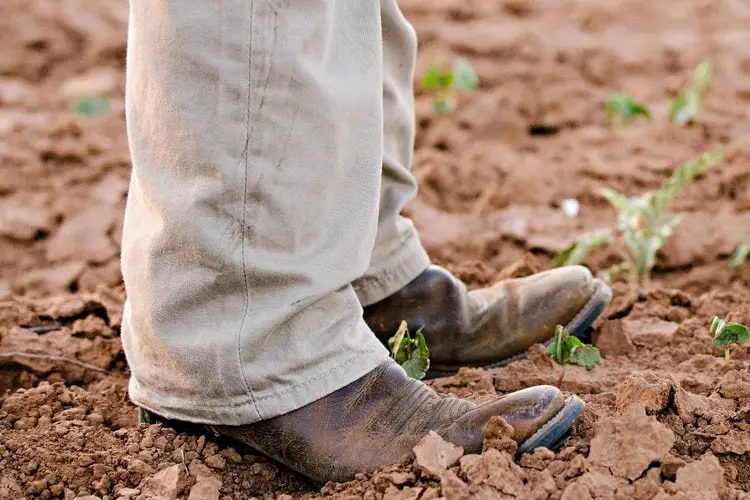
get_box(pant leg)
[121,0,389,426]
[351,0,431,307]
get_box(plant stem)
[556,368,566,389]
[725,348,730,363]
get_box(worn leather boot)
[140,360,584,484]
[364,265,611,374]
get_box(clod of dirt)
[615,373,674,414]
[711,429,750,455]
[624,318,680,348]
[675,453,725,499]
[715,370,750,402]
[481,415,517,455]
[413,431,464,478]
[137,464,188,500]
[595,320,636,357]
[187,461,222,500]
[459,449,526,497]
[588,405,675,481]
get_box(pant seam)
[236,0,261,418]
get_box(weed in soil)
[388,320,430,380]
[553,151,723,288]
[606,92,651,127]
[670,60,712,126]
[711,316,750,363]
[546,325,600,388]
[419,58,477,114]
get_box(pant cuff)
[353,232,430,307]
[128,320,390,426]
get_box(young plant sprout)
[730,239,750,269]
[71,96,110,116]
[546,325,601,387]
[388,320,430,380]
[552,151,723,288]
[606,92,651,126]
[670,60,712,126]
[710,317,750,363]
[419,58,478,114]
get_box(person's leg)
[357,0,612,371]
[123,0,589,484]
[350,0,430,307]
[121,0,390,425]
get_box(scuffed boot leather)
[364,264,612,373]
[141,360,580,484]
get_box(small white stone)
[561,198,580,218]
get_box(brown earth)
[2,0,750,498]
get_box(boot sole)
[427,278,612,377]
[517,395,585,455]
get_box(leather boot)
[363,265,612,374]
[140,360,584,484]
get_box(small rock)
[519,447,555,470]
[595,320,636,357]
[660,454,686,480]
[711,429,750,455]
[383,486,423,500]
[625,318,679,348]
[561,481,593,500]
[438,469,470,499]
[615,374,674,414]
[373,471,415,491]
[137,464,186,500]
[482,415,517,455]
[459,449,526,495]
[204,454,226,470]
[675,454,724,498]
[187,475,221,500]
[27,478,47,494]
[413,431,464,478]
[588,405,675,481]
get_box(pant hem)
[128,323,390,426]
[353,232,430,307]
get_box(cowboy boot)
[140,359,584,484]
[363,265,611,375]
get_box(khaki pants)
[121,0,429,425]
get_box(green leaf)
[401,329,430,380]
[712,320,750,347]
[453,59,478,92]
[571,344,601,370]
[72,96,110,116]
[606,92,651,125]
[670,60,712,126]
[420,62,453,91]
[551,230,612,268]
[730,239,750,269]
[388,322,431,380]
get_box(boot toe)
[496,385,566,443]
[516,265,609,340]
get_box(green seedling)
[420,58,478,114]
[388,320,430,380]
[552,151,722,288]
[670,60,711,126]
[710,316,750,363]
[606,92,651,126]
[547,325,601,387]
[71,96,110,116]
[730,239,750,269]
